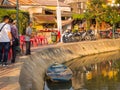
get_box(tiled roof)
[38,0,69,7]
[8,0,39,5]
[8,0,69,7]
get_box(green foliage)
[103,6,120,25]
[115,0,120,4]
[87,0,106,22]
[72,13,85,20]
[85,0,120,32]
[0,9,29,34]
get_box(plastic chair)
[20,35,25,53]
[38,36,48,45]
[30,37,38,47]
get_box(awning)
[0,5,16,8]
[0,0,16,8]
[62,19,73,26]
[33,15,56,24]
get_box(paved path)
[0,44,56,90]
[0,62,22,90]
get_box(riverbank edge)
[18,39,120,90]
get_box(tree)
[85,0,106,34]
[102,5,120,38]
[115,0,120,4]
[0,9,29,34]
[83,11,94,30]
[72,13,85,20]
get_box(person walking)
[0,15,12,66]
[25,22,33,55]
[10,19,18,63]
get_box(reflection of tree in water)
[72,68,86,90]
[84,60,120,90]
[65,51,120,90]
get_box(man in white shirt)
[25,22,32,55]
[0,15,12,66]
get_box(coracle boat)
[46,63,73,82]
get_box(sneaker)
[2,63,8,67]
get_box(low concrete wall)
[19,39,120,90]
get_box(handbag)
[13,37,19,46]
[11,32,19,46]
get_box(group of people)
[0,15,33,67]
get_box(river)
[44,51,120,90]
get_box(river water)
[44,51,120,90]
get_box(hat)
[13,20,17,23]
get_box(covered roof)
[33,15,56,24]
[0,0,16,8]
[38,0,69,7]
[33,14,73,26]
[8,0,39,6]
[62,19,73,26]
[8,0,69,7]
[64,0,87,4]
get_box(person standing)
[0,15,12,66]
[10,19,18,63]
[25,22,32,55]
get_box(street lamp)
[56,0,62,42]
[16,0,19,33]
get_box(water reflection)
[44,80,73,90]
[67,51,120,90]
[45,51,120,90]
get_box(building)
[6,0,72,31]
[64,0,88,14]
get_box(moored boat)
[46,63,73,82]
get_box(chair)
[38,36,48,45]
[20,35,25,53]
[30,37,38,47]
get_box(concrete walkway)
[0,44,56,90]
[0,62,22,90]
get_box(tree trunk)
[95,20,100,39]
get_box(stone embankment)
[19,39,120,90]
[3,39,120,90]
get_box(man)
[25,22,32,55]
[0,15,12,66]
[10,19,18,63]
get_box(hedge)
[0,8,29,34]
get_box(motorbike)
[99,29,120,39]
[62,30,96,43]
[62,31,74,43]
[79,30,94,41]
[86,30,96,40]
